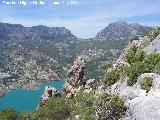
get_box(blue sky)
[0,0,160,38]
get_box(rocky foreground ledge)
[99,33,160,120]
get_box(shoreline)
[0,79,61,97]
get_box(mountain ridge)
[95,21,151,41]
[0,22,76,42]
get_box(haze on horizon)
[0,0,160,38]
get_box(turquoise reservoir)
[0,80,64,112]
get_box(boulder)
[124,94,160,120]
[41,86,61,106]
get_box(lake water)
[0,80,64,112]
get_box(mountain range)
[0,21,151,42]
[0,21,153,96]
[0,22,76,42]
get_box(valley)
[0,21,151,97]
[0,0,160,119]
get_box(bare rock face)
[63,56,86,98]
[40,86,61,106]
[108,36,150,73]
[144,34,160,55]
[99,73,160,120]
[124,94,160,120]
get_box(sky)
[0,0,160,38]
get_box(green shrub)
[102,69,120,86]
[124,62,152,86]
[141,77,153,91]
[146,27,160,40]
[18,113,33,120]
[74,91,97,120]
[106,61,114,68]
[134,50,145,62]
[125,45,137,64]
[0,107,18,120]
[125,45,145,64]
[32,96,72,120]
[155,61,160,72]
[74,92,127,120]
[130,35,139,42]
[97,93,127,120]
[144,52,160,66]
[124,52,160,86]
[126,48,136,64]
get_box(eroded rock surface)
[101,73,160,120]
[41,86,61,106]
[63,56,87,98]
[100,33,160,120]
[145,34,160,55]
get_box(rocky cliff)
[63,55,87,98]
[62,55,97,99]
[145,34,160,55]
[99,29,160,120]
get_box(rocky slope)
[95,21,151,41]
[145,34,160,54]
[99,29,160,120]
[0,42,61,96]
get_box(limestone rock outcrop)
[63,56,87,98]
[100,33,160,120]
[41,86,61,106]
[145,34,160,55]
[97,73,160,120]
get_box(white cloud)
[0,0,160,38]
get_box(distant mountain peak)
[95,21,151,41]
[112,20,127,24]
